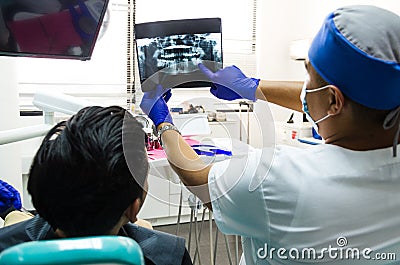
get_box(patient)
[0,106,192,265]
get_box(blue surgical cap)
[308,5,400,110]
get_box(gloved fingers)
[0,191,12,213]
[155,84,164,95]
[251,78,261,88]
[142,89,156,100]
[13,197,22,210]
[0,182,13,199]
[154,84,167,98]
[226,65,247,79]
[154,84,172,102]
[209,84,218,97]
[0,181,22,210]
[141,88,164,109]
[198,63,215,79]
[209,83,241,101]
[232,65,242,71]
[0,196,11,206]
[163,89,172,103]
[0,201,11,213]
[0,179,9,188]
[141,84,173,126]
[139,92,155,115]
[2,181,19,197]
[7,184,22,210]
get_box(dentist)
[141,5,400,264]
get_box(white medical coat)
[208,144,400,264]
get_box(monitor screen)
[0,0,109,60]
[135,17,223,91]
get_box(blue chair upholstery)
[0,236,144,265]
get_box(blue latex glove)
[140,85,173,127]
[0,179,22,213]
[198,64,260,101]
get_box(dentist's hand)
[140,85,173,127]
[198,64,259,101]
[0,179,22,213]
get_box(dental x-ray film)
[135,18,222,91]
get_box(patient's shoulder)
[122,223,189,265]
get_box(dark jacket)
[0,215,192,265]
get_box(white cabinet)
[138,160,201,226]
[208,112,263,148]
[208,121,240,140]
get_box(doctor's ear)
[327,85,344,116]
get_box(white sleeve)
[208,149,271,240]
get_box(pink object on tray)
[147,137,200,160]
[147,148,166,160]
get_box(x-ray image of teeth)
[137,33,222,81]
[157,44,203,74]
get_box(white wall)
[136,0,254,40]
[0,58,23,193]
[256,0,400,122]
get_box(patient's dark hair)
[28,106,148,237]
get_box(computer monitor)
[135,17,223,91]
[0,0,109,60]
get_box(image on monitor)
[0,0,109,60]
[135,18,222,90]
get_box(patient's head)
[28,106,149,237]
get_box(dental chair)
[0,236,144,265]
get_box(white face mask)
[300,81,331,134]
